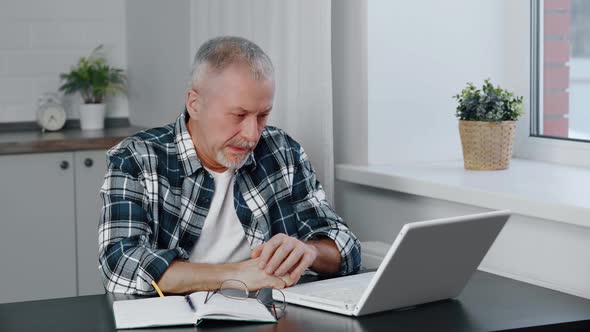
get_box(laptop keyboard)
[285,272,376,305]
[311,287,366,304]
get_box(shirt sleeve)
[290,143,362,276]
[98,142,187,295]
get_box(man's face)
[186,62,275,171]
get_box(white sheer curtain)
[189,0,335,201]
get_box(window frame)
[514,0,590,167]
[530,0,542,138]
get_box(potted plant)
[453,79,524,170]
[59,45,126,130]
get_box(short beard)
[216,139,257,169]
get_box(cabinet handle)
[60,161,69,170]
[84,158,94,168]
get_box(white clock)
[36,92,66,132]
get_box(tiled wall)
[0,0,128,123]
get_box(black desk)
[1,271,589,332]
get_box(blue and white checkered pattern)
[98,112,361,294]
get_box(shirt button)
[203,198,210,204]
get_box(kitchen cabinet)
[0,150,108,303]
[75,150,107,296]
[0,152,76,303]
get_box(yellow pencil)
[151,280,165,297]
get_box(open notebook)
[113,291,276,329]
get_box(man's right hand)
[231,258,288,291]
[155,258,293,294]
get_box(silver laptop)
[273,210,510,316]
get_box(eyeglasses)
[204,279,287,320]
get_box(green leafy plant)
[453,79,523,121]
[59,45,126,104]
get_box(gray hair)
[190,36,274,87]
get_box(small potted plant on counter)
[454,79,524,170]
[59,45,126,130]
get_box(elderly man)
[98,36,361,295]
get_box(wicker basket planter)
[458,120,516,170]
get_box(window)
[532,0,590,142]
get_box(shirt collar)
[174,110,257,178]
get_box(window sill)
[335,159,590,228]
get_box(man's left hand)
[251,234,318,286]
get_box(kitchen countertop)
[0,126,143,155]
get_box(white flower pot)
[79,103,106,130]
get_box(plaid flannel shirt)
[98,112,361,294]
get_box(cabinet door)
[74,150,108,296]
[0,152,76,303]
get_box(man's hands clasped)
[243,234,319,289]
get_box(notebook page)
[113,296,195,329]
[190,292,276,322]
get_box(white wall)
[332,0,368,166]
[335,181,590,299]
[367,0,509,164]
[0,0,128,123]
[125,0,191,128]
[332,0,590,299]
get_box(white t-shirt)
[189,168,252,264]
